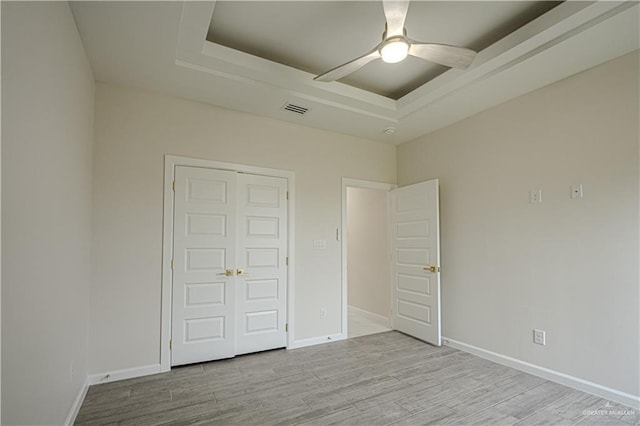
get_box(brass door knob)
[217,269,234,276]
[423,266,440,273]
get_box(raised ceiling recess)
[70,1,640,143]
[207,1,560,99]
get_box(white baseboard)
[88,363,162,386]
[289,333,346,350]
[348,305,391,327]
[65,363,163,423]
[443,337,640,410]
[64,377,89,426]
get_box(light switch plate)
[313,239,327,250]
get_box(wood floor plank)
[523,389,602,423]
[299,401,411,426]
[345,402,412,425]
[447,407,520,426]
[295,405,363,426]
[390,403,459,425]
[350,376,440,412]
[75,331,636,425]
[120,399,263,426]
[303,376,404,409]
[489,381,574,420]
[513,409,574,426]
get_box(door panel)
[236,174,288,355]
[172,166,237,365]
[172,167,288,364]
[391,179,441,345]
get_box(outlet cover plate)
[571,184,583,199]
[529,189,542,204]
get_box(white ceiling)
[207,1,560,99]
[70,1,639,145]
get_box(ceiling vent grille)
[282,102,310,115]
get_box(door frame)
[340,178,396,338]
[161,155,296,372]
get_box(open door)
[390,179,441,346]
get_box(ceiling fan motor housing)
[380,34,410,63]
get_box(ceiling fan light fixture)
[314,0,477,82]
[380,39,409,63]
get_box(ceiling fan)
[314,0,477,83]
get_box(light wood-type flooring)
[76,332,639,425]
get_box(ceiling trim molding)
[395,1,636,118]
[176,1,399,122]
[69,0,639,144]
[175,0,637,128]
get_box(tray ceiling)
[207,1,560,99]
[70,1,640,144]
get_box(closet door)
[171,167,288,366]
[235,174,288,355]
[172,166,237,366]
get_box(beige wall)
[347,187,390,318]
[1,2,95,424]
[397,51,639,396]
[0,3,3,421]
[90,83,396,373]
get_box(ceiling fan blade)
[383,0,410,37]
[314,48,382,82]
[409,43,477,69]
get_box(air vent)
[281,102,310,115]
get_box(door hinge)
[172,180,175,191]
[285,257,289,266]
[169,339,172,350]
[285,323,288,332]
[170,259,174,270]
[286,191,289,200]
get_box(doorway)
[341,178,442,346]
[341,179,395,339]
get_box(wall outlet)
[529,189,542,204]
[570,184,583,199]
[320,308,327,319]
[533,329,546,346]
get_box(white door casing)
[236,174,288,355]
[172,166,237,365]
[171,166,289,366]
[391,179,441,345]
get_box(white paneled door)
[390,179,441,346]
[236,174,288,355]
[171,166,287,366]
[172,166,237,365]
